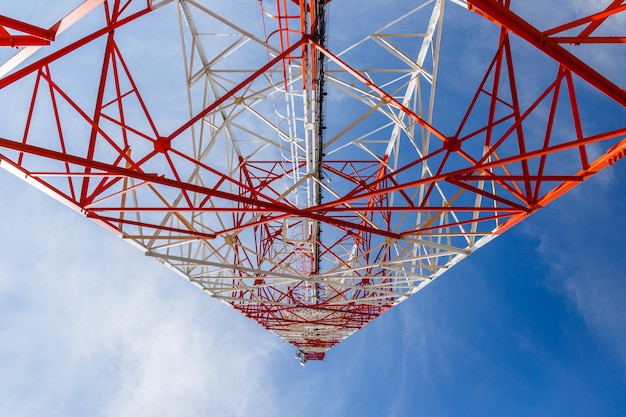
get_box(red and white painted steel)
[0,0,624,361]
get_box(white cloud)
[521,167,626,369]
[0,174,285,417]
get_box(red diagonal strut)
[468,0,626,107]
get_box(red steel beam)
[468,0,626,108]
[0,135,405,240]
[536,3,626,38]
[0,15,54,42]
[0,6,149,89]
[0,36,51,47]
[0,0,106,78]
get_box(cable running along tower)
[0,0,625,363]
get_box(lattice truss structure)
[0,0,625,361]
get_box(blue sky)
[1,133,625,417]
[1,1,626,416]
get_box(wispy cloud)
[521,166,626,370]
[0,175,285,417]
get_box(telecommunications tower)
[0,0,624,362]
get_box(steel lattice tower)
[1,0,624,362]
